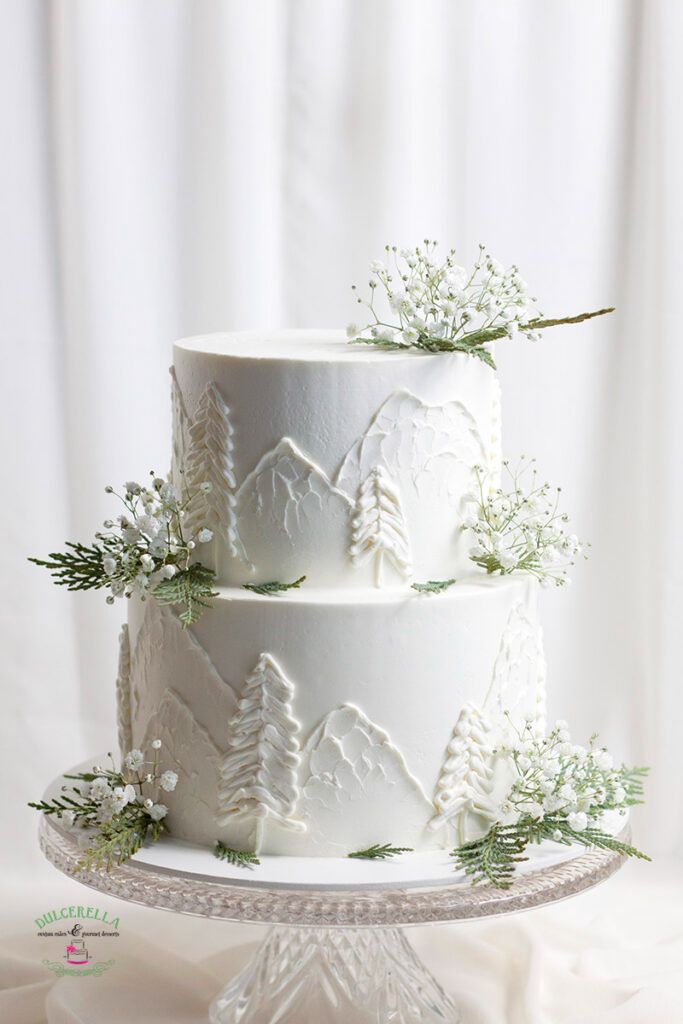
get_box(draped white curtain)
[2,0,682,1010]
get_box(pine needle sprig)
[347,843,413,860]
[28,541,113,592]
[214,841,261,868]
[411,578,457,594]
[242,575,307,596]
[153,563,217,625]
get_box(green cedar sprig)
[411,578,457,594]
[347,843,413,860]
[154,563,217,626]
[242,575,307,596]
[214,841,261,868]
[452,813,650,889]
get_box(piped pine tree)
[349,466,412,587]
[429,703,498,846]
[183,381,241,561]
[217,653,304,853]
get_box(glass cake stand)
[37,763,630,1024]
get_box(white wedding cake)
[116,330,546,857]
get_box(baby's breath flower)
[464,458,588,586]
[160,770,178,792]
[124,749,145,772]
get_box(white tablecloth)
[2,860,681,1023]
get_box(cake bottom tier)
[119,577,545,856]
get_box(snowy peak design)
[429,702,498,845]
[335,389,486,502]
[141,688,222,845]
[484,603,547,728]
[234,438,353,584]
[217,653,304,852]
[291,704,435,854]
[129,599,237,754]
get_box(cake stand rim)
[37,763,633,927]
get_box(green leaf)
[153,562,217,626]
[411,578,457,594]
[347,843,413,860]
[28,542,109,592]
[214,841,261,868]
[242,575,307,596]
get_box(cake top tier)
[177,329,432,362]
[171,330,501,589]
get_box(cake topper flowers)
[347,241,613,368]
[29,473,217,625]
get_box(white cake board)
[38,758,632,1022]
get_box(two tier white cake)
[116,331,546,857]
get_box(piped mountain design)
[141,688,222,845]
[335,389,486,501]
[234,438,353,584]
[284,704,436,855]
[129,600,237,754]
[484,603,547,728]
[336,390,487,577]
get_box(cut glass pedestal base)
[209,926,457,1023]
[38,760,632,1024]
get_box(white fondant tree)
[183,381,240,558]
[217,653,304,853]
[429,703,498,846]
[115,624,132,758]
[349,466,413,587]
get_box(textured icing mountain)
[141,688,222,845]
[129,600,237,754]
[278,704,436,855]
[335,389,486,501]
[234,438,354,585]
[484,603,547,728]
[336,390,487,579]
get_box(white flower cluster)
[347,241,541,350]
[50,745,178,828]
[464,458,586,587]
[499,720,635,835]
[98,475,214,603]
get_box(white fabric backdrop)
[2,0,682,1019]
